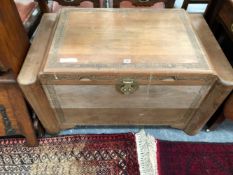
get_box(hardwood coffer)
[18,9,233,135]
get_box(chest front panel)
[42,76,214,129]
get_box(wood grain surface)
[0,0,29,74]
[18,12,233,135]
[190,14,233,86]
[59,108,189,129]
[0,72,37,146]
[185,14,233,135]
[42,9,211,75]
[18,14,60,134]
[47,85,205,109]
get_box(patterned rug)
[0,133,141,175]
[157,140,233,175]
[0,131,233,175]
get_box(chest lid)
[41,8,211,75]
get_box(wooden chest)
[18,9,233,135]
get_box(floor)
[59,2,233,143]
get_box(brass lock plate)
[116,78,139,95]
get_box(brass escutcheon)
[116,78,139,95]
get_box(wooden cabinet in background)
[0,72,37,146]
[0,0,37,146]
[0,0,30,74]
[204,0,233,63]
[204,0,233,130]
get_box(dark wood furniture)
[18,9,233,135]
[223,93,233,121]
[182,0,209,10]
[0,72,37,146]
[206,92,233,131]
[207,0,233,63]
[38,0,101,13]
[203,0,233,130]
[204,0,233,47]
[0,0,30,74]
[112,0,175,8]
[0,0,37,146]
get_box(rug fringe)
[135,130,158,175]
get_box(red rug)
[157,140,233,175]
[0,132,233,175]
[0,133,140,175]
